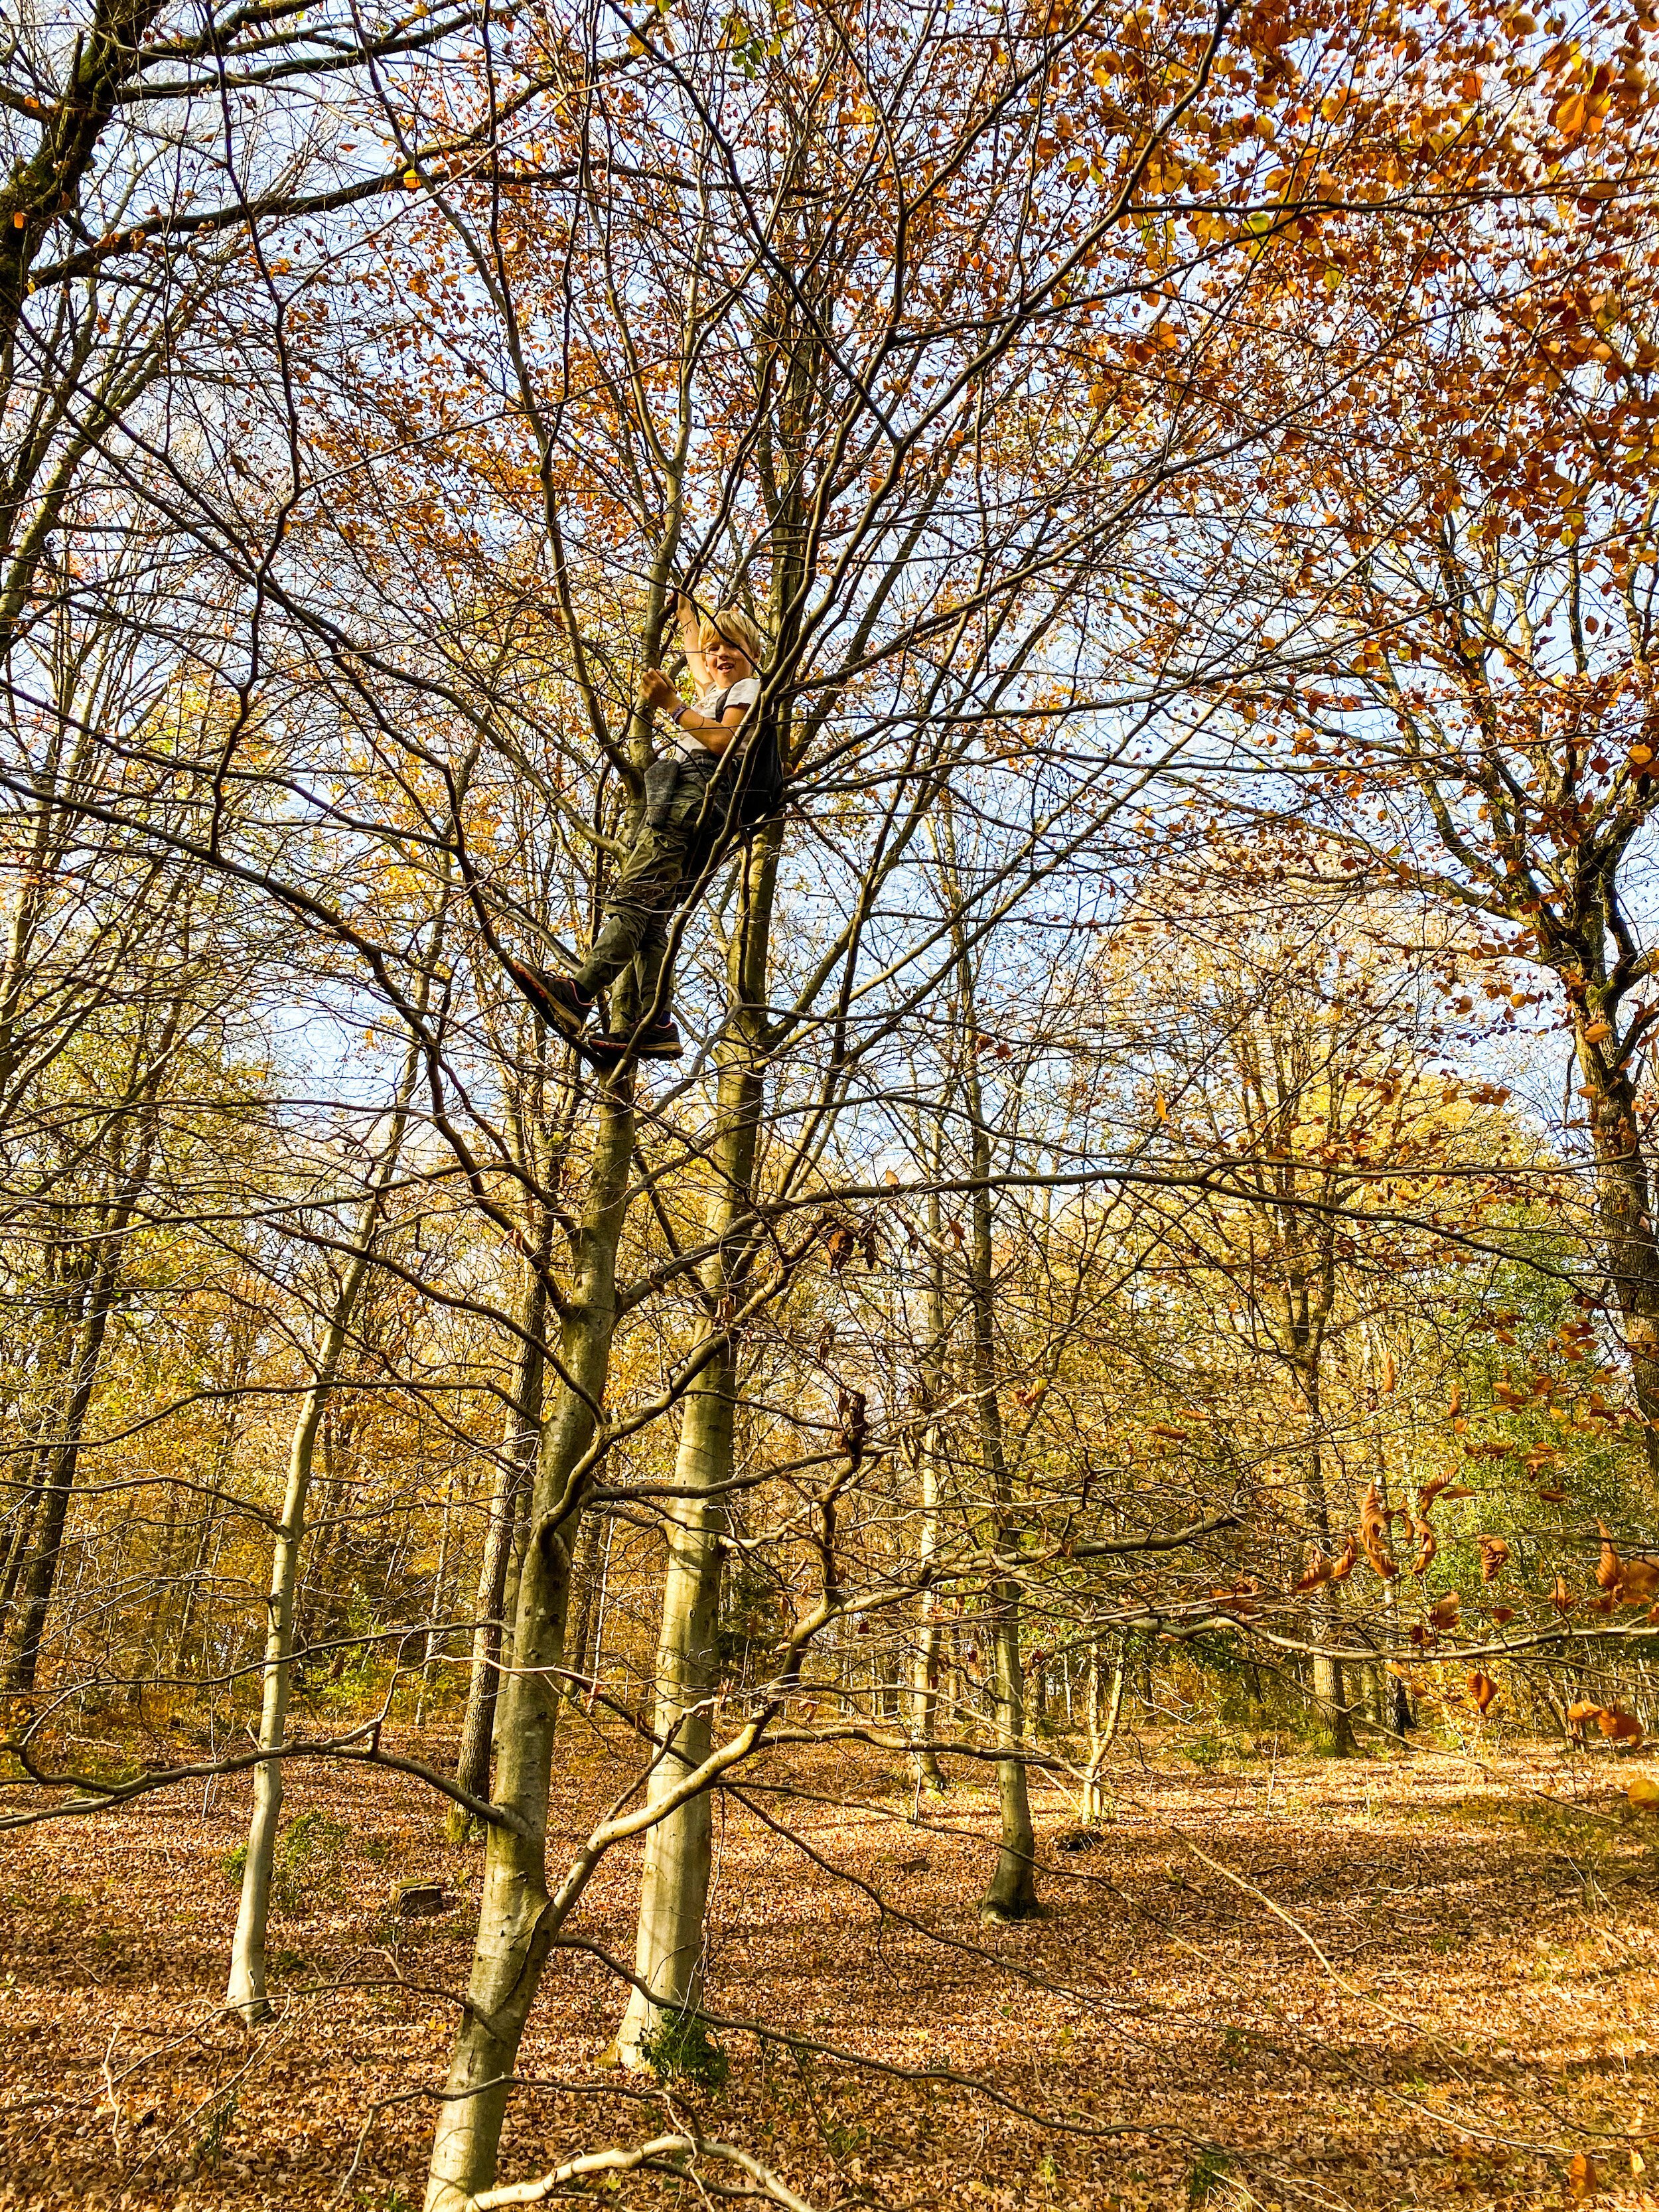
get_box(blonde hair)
[697,606,769,668]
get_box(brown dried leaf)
[1294,1548,1334,1595]
[1429,1590,1462,1632]
[1569,2151,1603,2199]
[1551,1575,1574,1615]
[1597,1522,1624,1593]
[1467,1672,1498,1715]
[1411,1518,1438,1576]
[1477,1534,1510,1584]
[1598,1708,1643,1746]
[1357,1481,1398,1580]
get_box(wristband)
[672,703,689,727]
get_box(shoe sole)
[506,958,591,1037]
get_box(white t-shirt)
[666,675,760,761]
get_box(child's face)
[705,632,753,684]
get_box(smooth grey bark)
[613,816,782,2068]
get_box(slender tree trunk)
[7,1111,165,1692]
[611,1347,731,2067]
[172,1422,235,1684]
[962,993,1039,1925]
[1289,1321,1353,1759]
[225,1356,341,2019]
[452,1264,549,1830]
[423,1078,636,2211]
[582,1512,617,1710]
[1083,1637,1123,1822]
[0,1447,49,1639]
[417,1466,459,1729]
[226,1073,418,2021]
[613,818,781,2069]
[565,1504,603,1697]
[1574,1023,1659,1463]
[909,1183,948,1799]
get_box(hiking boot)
[632,1022,684,1060]
[587,1022,684,1063]
[505,957,593,1037]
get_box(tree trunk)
[417,1465,459,1730]
[450,1266,547,1834]
[1575,1025,1659,1455]
[225,1359,337,2020]
[909,1185,948,1799]
[226,1072,418,2021]
[611,1358,730,2067]
[423,1077,636,2211]
[565,1503,603,1701]
[613,816,781,2069]
[1291,1352,1352,1758]
[1083,1637,1123,1822]
[7,1117,163,1691]
[963,986,1039,1925]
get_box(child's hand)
[639,668,681,713]
[675,589,700,629]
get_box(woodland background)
[3,0,1659,2203]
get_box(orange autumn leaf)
[1411,1517,1437,1576]
[1429,1591,1461,1632]
[1538,1487,1567,1503]
[1357,1481,1398,1580]
[1569,2150,1602,2199]
[1295,1548,1334,1594]
[1490,1606,1514,1626]
[1551,1576,1574,1615]
[1477,1535,1510,1584]
[1618,1557,1659,1605]
[1598,1708,1643,1747]
[1597,1524,1624,1594]
[1467,1672,1498,1715]
[1328,1536,1356,1584]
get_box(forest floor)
[2,1720,1658,2212]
